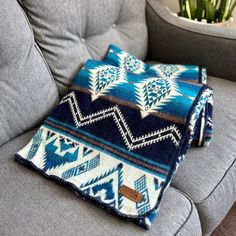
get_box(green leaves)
[205,0,216,23]
[189,0,197,19]
[178,0,236,22]
[218,0,227,21]
[196,0,204,21]
[228,1,236,19]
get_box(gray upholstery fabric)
[171,76,236,235]
[146,0,236,82]
[0,129,201,236]
[0,0,59,146]
[19,0,148,94]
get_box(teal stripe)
[46,117,171,171]
[42,123,167,179]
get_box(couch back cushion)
[19,0,148,94]
[0,0,59,146]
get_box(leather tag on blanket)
[118,185,143,203]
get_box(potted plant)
[178,0,236,25]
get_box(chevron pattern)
[59,92,182,150]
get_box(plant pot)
[170,12,234,27]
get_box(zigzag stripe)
[59,92,182,150]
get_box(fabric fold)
[15,47,213,229]
[104,45,213,146]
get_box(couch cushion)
[171,76,236,234]
[19,0,148,94]
[0,129,201,236]
[0,0,59,146]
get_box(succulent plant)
[178,0,236,23]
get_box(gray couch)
[0,0,235,235]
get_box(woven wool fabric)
[15,55,213,229]
[104,45,213,146]
[104,45,208,84]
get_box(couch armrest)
[146,0,236,82]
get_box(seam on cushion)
[2,127,38,147]
[195,157,236,204]
[34,43,60,94]
[16,0,59,96]
[116,0,127,25]
[16,0,34,36]
[81,41,98,59]
[146,0,236,41]
[168,187,198,236]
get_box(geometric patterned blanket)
[104,45,213,146]
[15,45,213,229]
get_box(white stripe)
[198,107,205,146]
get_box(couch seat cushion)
[0,129,201,236]
[171,76,236,234]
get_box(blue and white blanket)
[15,45,213,229]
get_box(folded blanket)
[15,50,213,230]
[104,45,213,146]
[104,45,208,84]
